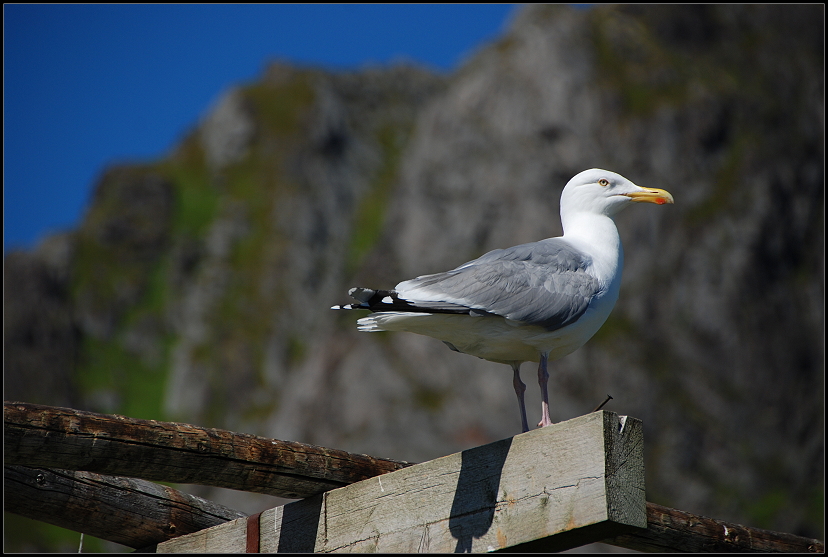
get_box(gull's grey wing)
[394,239,601,331]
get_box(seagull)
[332,169,673,433]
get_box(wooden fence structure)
[4,401,824,553]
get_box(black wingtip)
[333,288,387,310]
[349,287,378,303]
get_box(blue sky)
[4,4,516,251]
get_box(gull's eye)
[598,178,610,187]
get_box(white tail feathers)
[356,315,382,332]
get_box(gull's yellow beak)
[623,188,674,205]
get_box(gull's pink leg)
[537,351,553,427]
[511,362,529,433]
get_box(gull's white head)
[560,169,674,220]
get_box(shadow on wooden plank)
[449,437,512,552]
[275,494,324,553]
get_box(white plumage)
[333,169,673,432]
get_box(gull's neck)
[561,211,623,282]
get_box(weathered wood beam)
[4,401,412,499]
[4,465,246,549]
[604,501,825,553]
[157,411,646,553]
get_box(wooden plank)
[3,401,411,498]
[158,411,645,553]
[157,509,252,553]
[604,501,826,553]
[3,465,246,549]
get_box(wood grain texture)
[158,411,646,553]
[4,401,411,498]
[4,465,246,549]
[604,502,826,553]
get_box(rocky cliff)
[5,5,823,550]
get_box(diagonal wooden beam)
[4,465,246,549]
[604,502,825,553]
[4,401,412,499]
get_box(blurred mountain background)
[4,4,823,552]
